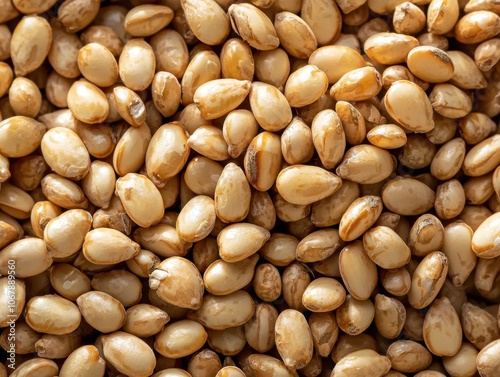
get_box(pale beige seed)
[221,38,255,81]
[471,212,500,258]
[113,123,151,177]
[382,65,415,89]
[0,278,25,326]
[184,157,223,197]
[81,161,115,209]
[339,195,383,242]
[244,303,278,353]
[276,165,342,206]
[461,302,500,349]
[58,0,100,33]
[80,25,124,57]
[311,180,360,227]
[8,77,42,118]
[76,291,126,333]
[253,48,290,91]
[146,123,190,187]
[150,256,203,309]
[67,80,109,124]
[435,179,466,220]
[100,332,156,377]
[0,116,46,158]
[247,189,277,231]
[363,226,411,269]
[399,134,437,170]
[228,3,279,50]
[77,43,118,87]
[476,338,500,377]
[0,238,51,278]
[302,277,346,312]
[423,297,462,356]
[259,233,297,266]
[181,51,221,105]
[459,112,496,145]
[204,254,258,296]
[194,79,251,120]
[382,178,435,216]
[463,173,495,205]
[0,181,34,218]
[309,46,365,85]
[7,359,58,377]
[387,340,433,374]
[448,50,487,89]
[364,32,419,65]
[124,5,174,37]
[215,163,251,223]
[217,223,270,262]
[408,251,448,309]
[150,29,188,79]
[45,71,73,108]
[281,117,315,165]
[25,295,81,335]
[223,109,259,158]
[284,65,328,108]
[427,0,460,35]
[311,109,345,169]
[91,270,142,307]
[125,249,160,278]
[188,290,255,330]
[380,267,411,297]
[207,326,246,356]
[115,173,164,228]
[296,228,342,263]
[48,20,82,79]
[374,294,406,340]
[336,144,395,184]
[393,2,426,34]
[83,228,140,265]
[426,113,456,145]
[111,86,146,127]
[249,82,292,131]
[119,39,155,91]
[406,46,454,83]
[281,261,309,312]
[59,345,106,377]
[176,195,216,242]
[332,349,391,377]
[275,309,313,369]
[442,343,478,377]
[10,16,52,77]
[244,131,282,191]
[454,10,500,44]
[301,0,341,46]
[430,138,466,180]
[429,83,473,118]
[367,124,407,149]
[274,11,317,58]
[463,134,500,177]
[330,66,382,102]
[49,263,91,301]
[384,80,435,132]
[154,320,207,358]
[151,71,181,118]
[339,241,378,300]
[182,0,230,45]
[216,366,246,377]
[475,38,500,71]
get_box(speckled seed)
[384,80,435,132]
[382,178,436,216]
[476,339,500,377]
[215,163,251,223]
[188,290,255,330]
[463,135,500,177]
[429,83,473,118]
[10,16,52,77]
[339,195,383,242]
[204,254,258,296]
[25,295,81,335]
[331,349,391,377]
[423,297,462,356]
[119,39,155,91]
[364,32,419,65]
[339,241,378,300]
[100,332,156,377]
[124,5,174,37]
[217,223,270,262]
[182,0,230,45]
[275,309,314,369]
[302,278,346,312]
[149,257,204,309]
[0,238,51,278]
[374,294,406,339]
[311,109,346,169]
[176,195,216,242]
[67,80,109,125]
[386,340,433,374]
[228,3,278,50]
[363,226,411,269]
[146,123,190,187]
[154,319,207,358]
[83,228,140,265]
[435,179,466,220]
[408,251,448,309]
[461,302,500,349]
[301,0,342,46]
[274,11,317,58]
[471,212,500,259]
[244,131,282,191]
[330,67,382,102]
[336,144,396,184]
[249,82,292,132]
[194,79,251,120]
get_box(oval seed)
[83,228,140,265]
[217,223,270,262]
[275,11,317,59]
[471,212,500,258]
[374,294,406,339]
[339,195,383,242]
[423,297,462,356]
[406,46,454,83]
[76,291,126,333]
[332,349,391,377]
[176,195,216,242]
[244,131,282,191]
[77,43,118,87]
[182,0,230,45]
[155,319,207,358]
[330,67,382,102]
[124,5,174,37]
[118,39,155,91]
[59,345,106,377]
[249,82,292,132]
[339,241,378,300]
[67,80,109,124]
[302,278,346,312]
[204,254,258,296]
[284,65,328,108]
[382,178,436,216]
[363,226,411,269]
[364,32,419,65]
[25,295,81,335]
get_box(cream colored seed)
[204,254,258,296]
[330,66,382,101]
[25,295,81,335]
[301,0,341,46]
[113,123,151,177]
[77,43,118,87]
[435,179,466,220]
[150,29,189,79]
[182,0,229,45]
[0,116,46,158]
[382,178,436,216]
[454,10,500,44]
[476,339,500,377]
[364,32,419,65]
[284,65,328,108]
[339,241,378,300]
[244,303,278,353]
[83,228,140,265]
[118,39,155,91]
[430,138,466,180]
[363,226,411,269]
[448,50,487,89]
[48,20,82,79]
[91,270,142,307]
[215,162,251,223]
[155,319,207,358]
[151,71,181,118]
[302,277,346,312]
[184,156,223,197]
[311,109,346,169]
[380,267,411,297]
[176,195,216,242]
[181,51,221,106]
[217,222,270,262]
[124,5,174,37]
[423,297,462,356]
[0,278,25,326]
[463,134,500,177]
[0,238,51,278]
[67,80,109,124]
[206,326,246,356]
[59,345,106,377]
[429,83,473,118]
[274,11,317,58]
[253,48,290,91]
[296,228,342,263]
[406,46,454,83]
[244,131,282,191]
[249,82,292,132]
[8,77,42,118]
[387,340,433,373]
[393,2,426,35]
[427,0,460,35]
[367,124,407,149]
[281,117,315,165]
[111,86,146,127]
[76,291,126,333]
[49,263,91,301]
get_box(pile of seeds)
[0,0,500,376]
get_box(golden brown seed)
[387,340,433,374]
[49,263,91,301]
[459,112,496,145]
[367,124,407,149]
[146,123,190,187]
[382,65,415,89]
[281,117,314,165]
[429,83,473,118]
[206,326,246,356]
[330,66,382,102]
[254,48,290,91]
[408,252,448,309]
[311,109,345,169]
[217,223,270,262]
[188,290,255,330]
[150,29,189,79]
[25,295,81,335]
[215,163,251,223]
[476,338,500,377]
[393,2,426,35]
[363,226,411,269]
[221,38,254,81]
[0,116,46,158]
[8,77,42,118]
[151,71,181,118]
[228,3,278,50]
[435,179,466,220]
[149,256,204,309]
[184,157,223,197]
[204,254,258,296]
[301,0,341,46]
[223,109,259,158]
[284,65,328,108]
[463,135,500,177]
[0,63,13,99]
[309,46,365,85]
[275,309,314,369]
[182,51,221,105]
[110,86,146,127]
[76,291,126,333]
[471,212,500,258]
[380,267,411,297]
[475,38,500,71]
[194,79,251,120]
[83,228,140,265]
[244,131,282,191]
[10,16,52,77]
[408,214,444,257]
[80,25,124,57]
[154,319,207,358]
[113,123,151,177]
[253,263,281,302]
[124,5,174,37]
[77,43,118,88]
[336,144,396,184]
[58,0,100,33]
[384,80,435,132]
[448,50,487,89]
[339,241,378,300]
[59,345,106,377]
[182,0,230,45]
[91,270,142,307]
[382,178,436,216]
[0,238,51,278]
[339,195,382,242]
[427,0,460,35]
[100,332,156,377]
[406,46,454,83]
[247,354,295,376]
[461,302,500,349]
[81,161,115,209]
[216,366,246,377]
[249,82,292,131]
[276,165,343,206]
[454,10,500,44]
[274,11,317,58]
[430,138,466,180]
[7,358,58,377]
[119,39,155,91]
[67,80,109,125]
[364,32,419,65]
[335,101,366,145]
[296,228,342,263]
[176,195,216,242]
[302,277,346,312]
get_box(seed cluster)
[0,0,500,376]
